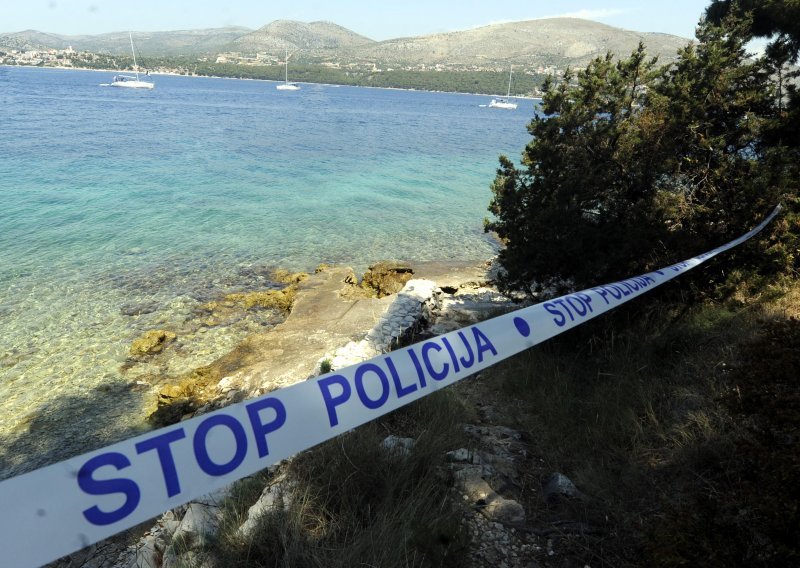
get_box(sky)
[3,1,715,40]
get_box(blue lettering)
[355,363,390,409]
[246,397,287,458]
[441,337,461,373]
[318,374,351,427]
[575,292,594,313]
[566,296,587,317]
[611,283,629,297]
[472,327,498,362]
[552,299,575,321]
[78,452,141,526]
[386,356,417,398]
[544,302,566,326]
[593,287,610,304]
[135,428,186,498]
[422,341,449,381]
[193,414,247,476]
[456,331,475,368]
[407,349,428,388]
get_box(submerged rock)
[271,269,309,285]
[119,300,159,316]
[219,287,297,313]
[129,329,177,357]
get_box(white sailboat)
[276,49,300,91]
[489,65,517,109]
[111,32,154,89]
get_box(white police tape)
[0,205,781,567]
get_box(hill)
[1,18,690,68]
[227,20,374,53]
[340,18,689,68]
[0,27,252,55]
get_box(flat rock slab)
[408,260,494,290]
[287,267,393,328]
[200,261,494,398]
[219,267,395,393]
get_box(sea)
[0,66,535,478]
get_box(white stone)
[172,503,219,546]
[128,535,160,568]
[445,448,474,463]
[216,375,237,393]
[380,435,415,455]
[237,477,294,538]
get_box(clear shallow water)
[0,66,534,477]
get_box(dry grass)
[201,391,472,568]
[491,279,800,566]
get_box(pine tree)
[487,13,797,297]
[487,44,668,294]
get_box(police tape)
[0,205,781,568]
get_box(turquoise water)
[0,66,534,477]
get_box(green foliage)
[707,0,800,61]
[487,44,667,294]
[487,13,799,297]
[143,57,547,95]
[646,15,784,265]
[648,11,798,291]
[359,69,545,95]
[707,0,800,196]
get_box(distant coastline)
[1,18,692,99]
[1,64,544,100]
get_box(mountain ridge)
[0,27,252,56]
[0,18,691,68]
[334,18,688,68]
[228,20,375,53]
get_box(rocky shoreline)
[134,260,510,428]
[52,257,544,568]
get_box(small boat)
[488,66,517,109]
[111,32,154,90]
[276,49,300,91]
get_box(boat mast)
[284,49,289,83]
[129,32,139,80]
[507,65,513,97]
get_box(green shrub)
[487,13,798,298]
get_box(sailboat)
[488,66,517,109]
[111,32,154,89]
[276,49,300,91]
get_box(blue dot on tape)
[513,317,531,337]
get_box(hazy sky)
[3,1,714,40]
